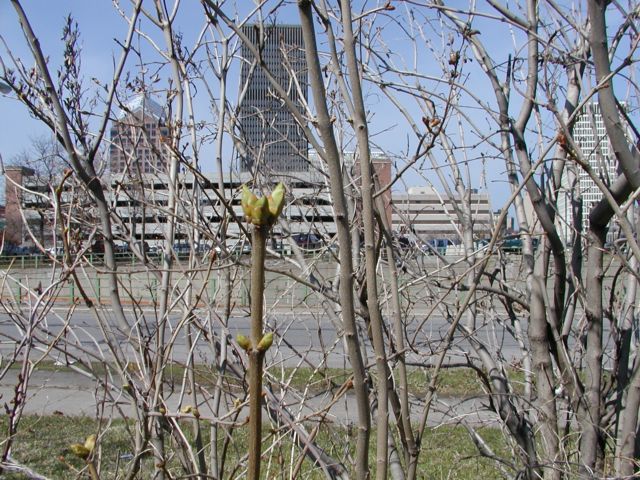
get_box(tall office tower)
[109,94,169,174]
[557,103,625,242]
[239,25,309,173]
[574,103,617,212]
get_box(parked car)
[292,233,322,250]
[115,243,130,254]
[89,240,105,254]
[214,239,251,256]
[2,244,33,256]
[173,242,191,256]
[501,237,522,253]
[424,238,455,256]
[45,246,65,257]
[195,243,211,255]
[397,235,415,250]
[500,236,539,254]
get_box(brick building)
[4,166,35,246]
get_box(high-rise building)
[109,94,169,175]
[557,103,624,242]
[238,25,309,173]
[574,103,617,212]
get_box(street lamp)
[0,81,10,94]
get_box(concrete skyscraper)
[239,25,309,173]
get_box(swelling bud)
[257,332,273,352]
[267,182,286,218]
[237,334,251,351]
[69,434,96,460]
[240,183,286,227]
[250,196,270,226]
[83,434,96,454]
[69,443,91,459]
[241,185,258,220]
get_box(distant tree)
[8,134,69,180]
[4,135,71,247]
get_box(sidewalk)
[0,368,498,428]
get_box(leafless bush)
[0,1,638,479]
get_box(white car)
[46,246,64,256]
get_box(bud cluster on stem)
[241,182,286,227]
[239,183,285,480]
[69,435,100,480]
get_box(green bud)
[251,196,271,226]
[268,182,286,218]
[257,332,274,352]
[84,434,96,453]
[237,334,251,351]
[69,443,91,460]
[241,185,258,222]
[241,183,286,228]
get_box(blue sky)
[0,1,633,214]
[0,1,128,156]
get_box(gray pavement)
[0,307,532,367]
[0,367,499,428]
[0,304,604,429]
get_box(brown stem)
[87,460,101,480]
[247,225,268,480]
[297,4,371,479]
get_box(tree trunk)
[339,1,389,477]
[529,255,560,480]
[298,3,371,478]
[580,225,606,477]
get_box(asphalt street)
[0,307,535,368]
[0,303,608,428]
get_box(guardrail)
[1,252,210,268]
[0,247,301,269]
[0,253,135,269]
[0,266,332,311]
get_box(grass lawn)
[281,364,527,398]
[0,363,523,477]
[24,361,528,398]
[0,415,510,479]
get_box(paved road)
[0,307,539,368]
[0,307,607,427]
[0,256,620,430]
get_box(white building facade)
[556,103,626,244]
[391,186,493,241]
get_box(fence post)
[241,277,249,307]
[151,277,157,303]
[209,276,217,298]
